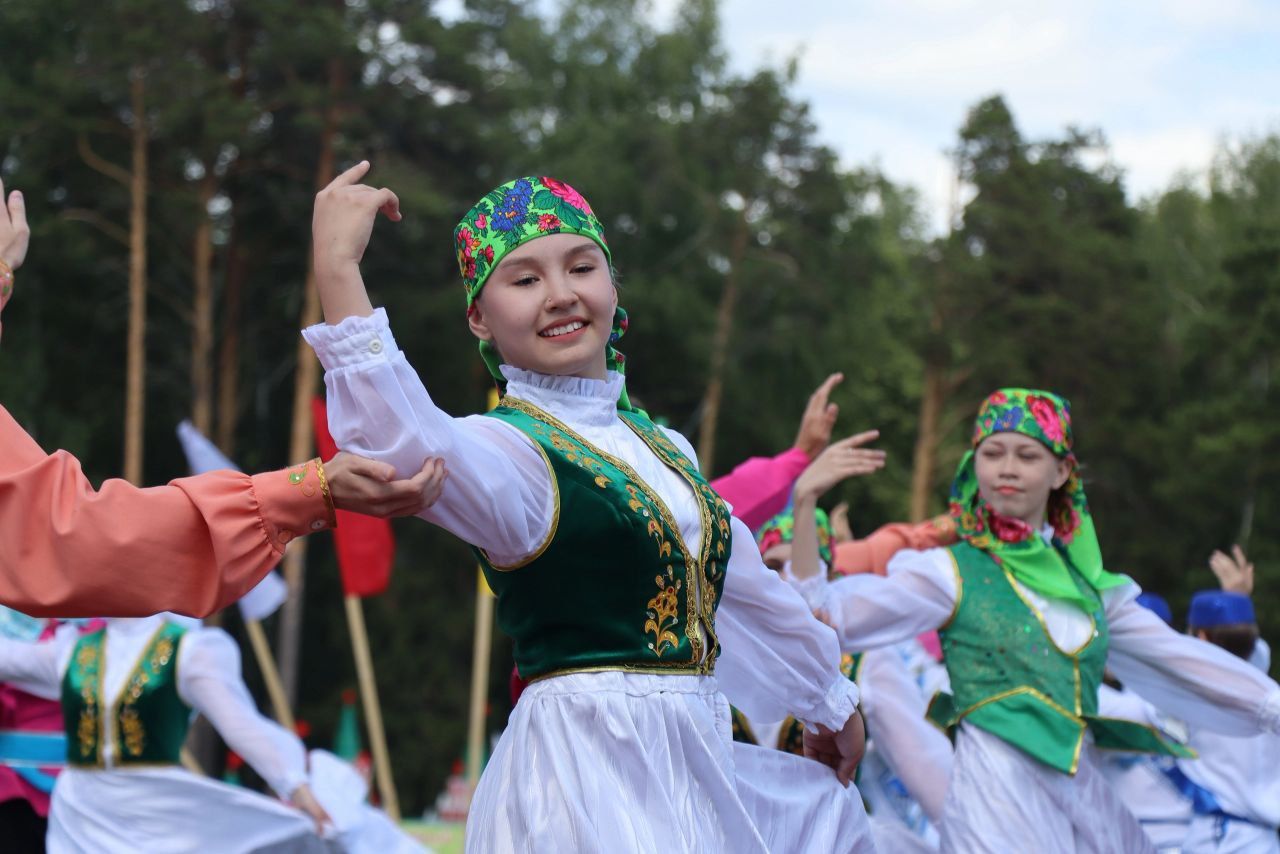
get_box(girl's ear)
[1053,458,1072,490]
[467,301,493,342]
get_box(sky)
[653,0,1280,232]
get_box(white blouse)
[821,544,1280,736]
[303,309,858,730]
[0,615,308,798]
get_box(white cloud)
[715,0,1280,232]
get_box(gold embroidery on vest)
[74,642,101,762]
[646,569,683,657]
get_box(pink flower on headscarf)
[541,177,594,214]
[1027,395,1066,449]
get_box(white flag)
[176,421,289,621]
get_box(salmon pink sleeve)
[0,405,331,618]
[832,515,958,577]
[709,447,811,531]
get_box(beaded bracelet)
[314,457,338,529]
[0,259,13,301]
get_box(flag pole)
[344,594,400,820]
[465,570,495,786]
[244,619,295,731]
[465,388,500,786]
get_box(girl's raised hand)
[312,160,401,274]
[793,430,886,502]
[311,161,401,323]
[0,178,31,272]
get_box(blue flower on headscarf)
[993,405,1024,433]
[493,179,535,232]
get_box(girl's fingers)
[843,430,880,447]
[376,188,402,221]
[8,190,26,232]
[330,160,372,188]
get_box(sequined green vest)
[476,397,734,681]
[928,542,1193,774]
[62,623,191,767]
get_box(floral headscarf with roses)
[948,388,1129,609]
[454,176,634,410]
[756,506,837,573]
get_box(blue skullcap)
[1135,592,1173,626]
[1187,590,1256,629]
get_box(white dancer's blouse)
[0,615,308,797]
[820,542,1280,737]
[303,308,858,729]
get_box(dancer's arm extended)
[819,548,959,650]
[858,647,953,824]
[0,629,71,699]
[177,628,309,799]
[713,516,857,728]
[1105,589,1280,736]
[0,179,439,618]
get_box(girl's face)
[468,233,617,380]
[974,432,1071,528]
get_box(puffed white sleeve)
[302,308,555,564]
[0,627,75,700]
[858,647,953,824]
[821,548,958,651]
[712,516,859,731]
[1105,587,1280,736]
[176,628,309,798]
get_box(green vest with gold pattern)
[62,622,192,767]
[928,542,1193,774]
[476,397,733,681]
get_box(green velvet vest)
[928,542,1193,774]
[62,622,191,767]
[476,397,734,681]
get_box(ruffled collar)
[500,366,624,427]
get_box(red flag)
[312,397,396,597]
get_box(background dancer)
[814,388,1280,854]
[1176,572,1279,853]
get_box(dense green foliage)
[1,0,1275,813]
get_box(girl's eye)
[570,264,595,274]
[512,275,538,286]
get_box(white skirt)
[466,671,874,853]
[48,766,326,853]
[941,724,1156,854]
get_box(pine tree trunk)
[696,218,749,475]
[277,57,344,705]
[191,172,216,436]
[909,305,947,522]
[123,70,149,485]
[909,359,943,522]
[215,224,246,455]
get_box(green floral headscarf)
[756,507,837,570]
[948,388,1129,609]
[454,176,633,410]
